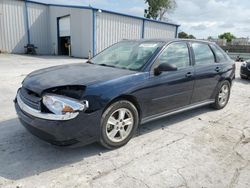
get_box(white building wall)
[0,0,28,53]
[49,6,92,58]
[27,2,50,54]
[96,12,143,54]
[144,21,176,39]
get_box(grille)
[20,87,41,110]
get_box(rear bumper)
[15,101,101,146]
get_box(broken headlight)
[42,94,89,115]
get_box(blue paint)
[141,19,145,39]
[56,17,60,55]
[26,0,47,6]
[25,0,30,44]
[26,0,180,27]
[92,10,96,56]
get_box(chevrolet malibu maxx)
[15,39,235,149]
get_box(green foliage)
[218,32,236,42]
[144,0,176,20]
[188,35,196,39]
[178,32,196,39]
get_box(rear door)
[190,42,221,103]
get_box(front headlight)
[242,62,247,67]
[42,94,89,115]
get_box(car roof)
[123,38,215,45]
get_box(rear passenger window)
[210,44,227,62]
[192,43,215,65]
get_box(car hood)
[22,63,135,95]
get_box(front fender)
[83,72,149,113]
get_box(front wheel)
[211,81,231,110]
[99,100,139,149]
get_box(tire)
[211,80,231,110]
[99,100,139,149]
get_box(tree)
[178,32,189,38]
[178,32,196,39]
[188,34,196,39]
[218,32,236,43]
[144,0,176,21]
[207,36,213,40]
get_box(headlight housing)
[242,62,247,67]
[42,94,89,115]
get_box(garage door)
[59,16,70,37]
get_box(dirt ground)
[0,54,249,188]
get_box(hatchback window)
[156,42,190,69]
[192,43,215,65]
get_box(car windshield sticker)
[139,44,158,48]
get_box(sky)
[31,0,250,39]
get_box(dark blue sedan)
[15,39,235,149]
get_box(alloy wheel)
[106,108,134,143]
[218,84,230,106]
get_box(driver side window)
[156,42,190,69]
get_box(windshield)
[91,41,163,71]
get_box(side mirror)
[154,63,177,75]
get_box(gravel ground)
[0,54,249,188]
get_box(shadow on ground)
[0,106,211,180]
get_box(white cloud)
[171,0,250,38]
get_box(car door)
[145,42,195,116]
[190,42,221,103]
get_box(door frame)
[57,14,71,55]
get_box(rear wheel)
[100,100,139,149]
[211,81,231,110]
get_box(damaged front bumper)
[14,91,101,146]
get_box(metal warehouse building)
[0,0,179,58]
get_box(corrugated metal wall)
[144,21,176,39]
[0,0,49,54]
[27,2,50,54]
[0,0,28,53]
[96,12,143,53]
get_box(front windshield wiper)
[98,63,116,68]
[98,63,135,71]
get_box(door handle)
[215,67,221,72]
[185,72,193,78]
